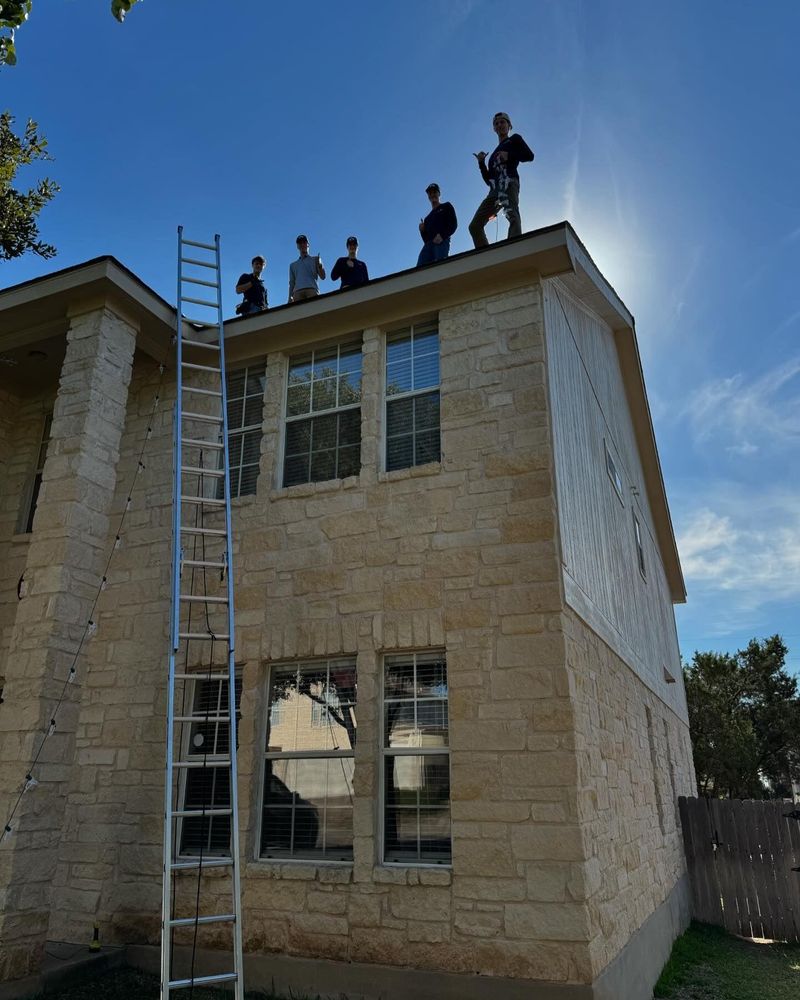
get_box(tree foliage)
[684,635,800,799]
[0,111,59,260]
[0,0,140,66]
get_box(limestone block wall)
[0,390,54,683]
[0,307,137,979]
[564,608,696,978]
[48,284,606,986]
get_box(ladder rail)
[161,227,244,999]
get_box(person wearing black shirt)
[469,112,534,248]
[417,183,458,266]
[235,256,268,315]
[331,236,369,290]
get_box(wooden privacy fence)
[679,796,800,942]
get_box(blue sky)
[3,1,799,672]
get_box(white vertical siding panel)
[544,280,684,715]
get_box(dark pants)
[417,238,451,267]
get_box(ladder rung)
[172,757,232,765]
[180,594,228,603]
[182,275,219,289]
[181,361,221,373]
[170,857,233,871]
[181,495,225,506]
[169,972,238,989]
[172,809,232,819]
[182,412,223,424]
[182,559,226,568]
[183,438,224,450]
[182,386,222,398]
[181,339,221,350]
[175,672,230,681]
[168,912,235,926]
[181,256,217,269]
[181,466,225,477]
[178,632,230,641]
[180,526,226,536]
[182,295,218,309]
[181,238,216,251]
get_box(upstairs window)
[23,412,53,533]
[283,342,362,487]
[385,323,440,471]
[224,366,265,498]
[633,512,646,579]
[604,439,624,504]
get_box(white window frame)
[282,341,363,488]
[384,322,441,472]
[380,650,452,868]
[176,674,242,858]
[259,658,357,863]
[224,365,265,499]
[604,439,624,505]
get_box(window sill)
[378,462,441,484]
[245,860,353,883]
[373,864,452,885]
[269,474,361,500]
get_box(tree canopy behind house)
[0,1,140,65]
[684,635,800,799]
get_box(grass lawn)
[655,922,800,1000]
[33,966,328,1000]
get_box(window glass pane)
[283,453,309,487]
[415,430,441,466]
[386,333,412,365]
[385,658,416,700]
[339,347,362,377]
[287,382,311,417]
[385,700,416,747]
[386,435,413,472]
[312,346,338,380]
[413,351,440,390]
[227,369,246,399]
[239,465,259,496]
[288,355,313,384]
[337,445,360,480]
[412,327,439,357]
[285,419,310,456]
[246,369,266,396]
[383,754,451,864]
[338,409,361,446]
[414,392,440,430]
[386,397,413,438]
[310,448,336,483]
[386,360,412,395]
[227,397,244,430]
[227,434,242,470]
[268,662,357,753]
[311,377,337,412]
[312,414,337,451]
[244,396,263,428]
[339,372,361,405]
[241,429,261,464]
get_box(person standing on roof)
[235,255,268,315]
[469,112,534,248]
[417,183,458,266]
[331,236,369,290]
[288,235,326,302]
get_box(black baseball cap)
[346,235,358,246]
[425,182,440,193]
[296,234,308,243]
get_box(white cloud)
[681,356,800,452]
[676,492,800,614]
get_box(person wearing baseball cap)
[288,234,326,303]
[331,236,370,290]
[469,111,534,248]
[417,183,458,267]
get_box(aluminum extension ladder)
[160,228,244,998]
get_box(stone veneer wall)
[0,307,137,979]
[45,283,606,987]
[564,608,696,979]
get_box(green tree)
[0,1,140,66]
[0,112,59,260]
[684,635,800,799]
